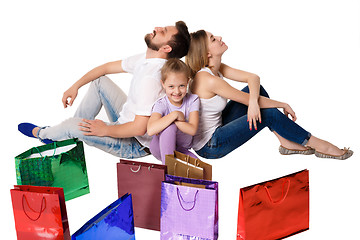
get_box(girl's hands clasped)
[172,111,185,122]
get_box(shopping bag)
[161,174,218,240]
[117,159,167,231]
[10,185,70,240]
[15,138,90,201]
[237,169,309,240]
[72,193,135,240]
[165,151,212,180]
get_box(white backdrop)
[1,0,359,239]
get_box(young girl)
[185,30,353,160]
[148,58,200,164]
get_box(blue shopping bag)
[72,193,135,240]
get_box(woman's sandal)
[315,148,353,160]
[279,145,315,155]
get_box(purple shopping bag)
[160,175,218,240]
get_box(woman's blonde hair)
[185,30,209,78]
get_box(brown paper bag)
[165,151,212,180]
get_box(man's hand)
[62,86,78,108]
[79,119,108,136]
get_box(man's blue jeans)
[38,76,149,159]
[195,86,311,159]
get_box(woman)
[185,30,353,160]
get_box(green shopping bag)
[15,138,90,201]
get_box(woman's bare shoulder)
[192,71,224,98]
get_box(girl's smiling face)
[162,72,189,106]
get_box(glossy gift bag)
[71,193,135,240]
[10,185,70,240]
[161,175,218,240]
[165,151,212,180]
[15,138,90,201]
[237,169,309,240]
[117,159,167,231]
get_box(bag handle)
[176,188,199,211]
[147,164,155,171]
[194,158,200,167]
[22,195,47,221]
[34,142,57,159]
[185,155,190,164]
[129,163,156,173]
[263,178,290,204]
[173,163,190,177]
[130,163,141,173]
[175,151,201,167]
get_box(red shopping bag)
[117,159,167,231]
[10,185,70,240]
[237,169,309,240]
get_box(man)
[18,21,190,159]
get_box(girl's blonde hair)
[185,30,209,78]
[161,58,191,83]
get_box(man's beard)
[144,33,161,51]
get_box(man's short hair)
[167,21,191,59]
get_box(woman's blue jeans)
[195,86,311,159]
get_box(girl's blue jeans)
[38,76,149,159]
[195,86,311,159]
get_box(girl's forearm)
[175,111,199,136]
[147,112,177,136]
[174,121,197,136]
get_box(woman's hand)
[62,86,78,108]
[247,99,261,130]
[79,119,108,136]
[283,103,297,121]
